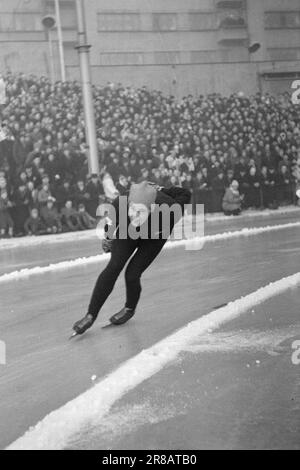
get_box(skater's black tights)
[88,238,166,318]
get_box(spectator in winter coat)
[260,166,271,208]
[77,203,96,230]
[277,165,292,204]
[54,180,72,210]
[61,200,83,231]
[0,190,14,237]
[236,168,249,202]
[72,180,90,207]
[211,171,225,213]
[196,168,212,213]
[86,174,104,217]
[116,175,129,196]
[224,168,235,188]
[40,198,62,234]
[246,166,261,209]
[25,166,39,188]
[37,183,52,207]
[266,167,279,209]
[44,153,63,181]
[222,180,243,216]
[12,184,31,235]
[24,208,46,236]
[128,157,141,181]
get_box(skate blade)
[101,322,114,329]
[69,332,78,340]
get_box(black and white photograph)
[0,0,300,454]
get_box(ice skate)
[110,307,136,326]
[70,313,95,338]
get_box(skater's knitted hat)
[129,181,157,208]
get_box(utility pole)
[75,0,99,175]
[54,0,66,82]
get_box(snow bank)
[0,221,299,284]
[205,205,300,223]
[7,271,300,450]
[0,253,110,284]
[0,229,101,251]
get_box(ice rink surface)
[0,211,299,449]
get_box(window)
[219,47,248,62]
[188,13,217,30]
[152,13,177,31]
[191,49,247,63]
[0,13,43,32]
[190,51,218,63]
[154,51,180,65]
[99,52,144,66]
[0,14,14,31]
[218,38,248,47]
[219,14,246,28]
[60,6,77,30]
[268,48,299,61]
[97,13,141,31]
[14,13,43,31]
[265,11,300,29]
[64,42,78,66]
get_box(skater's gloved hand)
[102,238,113,253]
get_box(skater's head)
[128,181,157,227]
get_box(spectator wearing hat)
[24,208,46,236]
[247,166,261,209]
[211,170,226,213]
[116,175,129,196]
[277,165,293,205]
[37,181,52,207]
[54,180,73,210]
[11,183,31,236]
[222,180,243,216]
[86,174,104,217]
[77,203,97,230]
[61,200,83,232]
[266,167,279,209]
[72,179,90,207]
[0,190,14,237]
[40,197,62,234]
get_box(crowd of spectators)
[0,71,300,237]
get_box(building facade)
[0,0,300,96]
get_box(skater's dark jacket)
[104,185,191,240]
